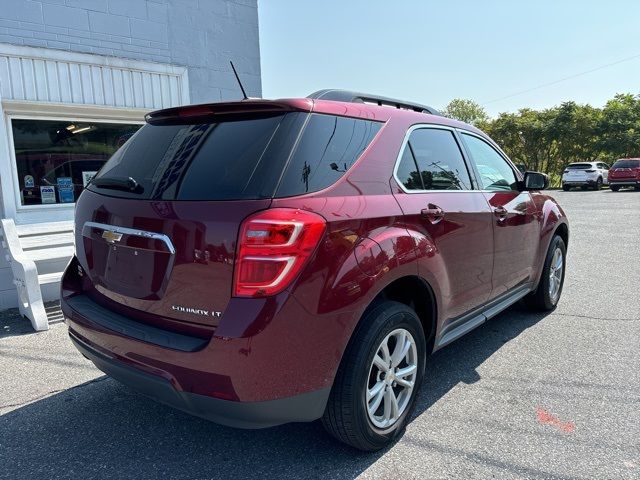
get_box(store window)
[10,119,141,206]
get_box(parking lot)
[1,189,639,480]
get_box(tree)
[442,99,489,126]
[480,93,640,186]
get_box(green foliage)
[442,99,489,126]
[477,93,640,187]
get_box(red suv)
[61,90,569,450]
[608,158,640,191]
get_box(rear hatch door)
[610,160,640,180]
[75,104,309,327]
[564,163,593,181]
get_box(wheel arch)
[363,275,438,352]
[554,221,569,249]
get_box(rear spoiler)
[145,99,313,125]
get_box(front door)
[392,126,494,322]
[460,132,539,298]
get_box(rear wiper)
[91,176,143,193]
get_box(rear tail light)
[563,169,569,173]
[233,208,326,297]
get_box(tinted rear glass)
[275,114,382,197]
[612,159,640,168]
[89,112,381,201]
[567,163,593,169]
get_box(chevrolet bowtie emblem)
[101,230,123,243]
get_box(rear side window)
[612,159,640,168]
[275,114,382,197]
[396,128,472,191]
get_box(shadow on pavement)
[1,304,551,480]
[0,301,63,339]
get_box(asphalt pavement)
[1,189,639,480]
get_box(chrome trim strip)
[83,221,176,254]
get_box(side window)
[461,133,518,191]
[396,147,424,190]
[396,128,472,191]
[276,114,382,197]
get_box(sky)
[258,0,640,117]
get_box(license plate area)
[82,222,175,300]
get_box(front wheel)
[322,301,426,451]
[611,185,620,192]
[524,235,566,311]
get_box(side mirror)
[523,171,548,190]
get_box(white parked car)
[561,161,609,191]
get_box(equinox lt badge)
[172,305,221,317]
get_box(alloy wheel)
[366,328,418,429]
[548,247,564,302]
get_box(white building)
[0,0,261,313]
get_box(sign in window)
[10,119,141,206]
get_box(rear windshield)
[88,112,382,201]
[612,159,640,168]
[567,163,593,169]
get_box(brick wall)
[0,0,261,101]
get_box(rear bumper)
[562,179,598,186]
[609,179,640,186]
[69,330,329,428]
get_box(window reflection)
[396,128,472,191]
[11,119,141,206]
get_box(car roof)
[147,93,485,135]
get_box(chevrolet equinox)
[62,90,569,450]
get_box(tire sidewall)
[352,304,426,448]
[538,236,567,310]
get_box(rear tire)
[594,177,602,190]
[562,184,570,191]
[611,185,620,192]
[524,235,566,311]
[322,301,426,451]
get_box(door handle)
[492,206,508,221]
[421,204,444,224]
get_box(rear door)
[392,126,494,321]
[460,132,539,298]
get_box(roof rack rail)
[307,89,441,116]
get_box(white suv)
[562,161,609,191]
